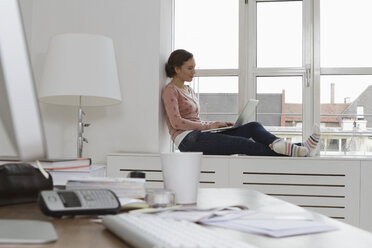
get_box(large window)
[320,0,372,68]
[319,0,372,155]
[254,0,305,143]
[175,0,239,122]
[175,0,372,156]
[257,1,302,68]
[257,76,303,144]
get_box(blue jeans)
[178,122,281,156]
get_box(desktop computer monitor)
[0,1,56,244]
[0,0,47,161]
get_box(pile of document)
[66,177,146,198]
[133,206,338,237]
[200,211,337,237]
[49,165,106,186]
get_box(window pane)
[256,77,303,142]
[192,76,238,94]
[194,77,238,122]
[320,0,372,67]
[320,75,372,155]
[175,0,239,69]
[257,1,302,68]
[320,76,372,104]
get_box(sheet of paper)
[134,205,249,222]
[119,198,148,210]
[228,211,314,221]
[155,209,252,222]
[133,205,338,237]
[201,217,337,237]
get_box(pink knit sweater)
[162,83,214,141]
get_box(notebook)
[202,99,259,133]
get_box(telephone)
[38,189,121,217]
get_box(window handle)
[305,65,311,88]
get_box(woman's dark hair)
[165,49,193,78]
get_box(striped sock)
[272,139,307,157]
[304,124,321,157]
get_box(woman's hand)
[210,122,234,129]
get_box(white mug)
[160,152,202,204]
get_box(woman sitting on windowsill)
[161,49,320,157]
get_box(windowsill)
[108,152,372,161]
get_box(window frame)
[242,0,314,140]
[314,0,372,156]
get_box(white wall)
[0,0,172,162]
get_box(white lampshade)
[39,33,121,106]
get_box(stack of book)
[34,158,92,170]
[66,177,146,199]
[0,156,20,165]
[0,157,106,186]
[48,165,106,186]
[32,158,97,186]
[0,157,92,170]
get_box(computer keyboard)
[103,213,257,248]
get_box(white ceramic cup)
[160,152,202,204]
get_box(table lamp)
[39,33,122,158]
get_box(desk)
[1,188,372,248]
[0,203,125,248]
[197,188,372,248]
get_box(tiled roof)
[284,103,350,123]
[342,85,372,127]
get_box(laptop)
[202,99,259,133]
